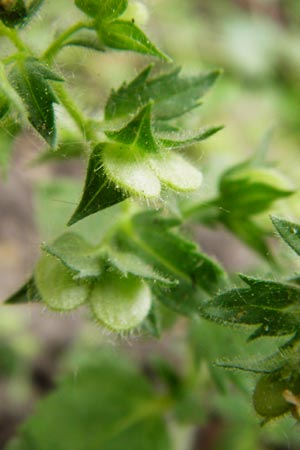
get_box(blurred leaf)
[219,165,293,216]
[105,65,220,121]
[68,144,127,225]
[6,352,172,450]
[99,20,170,60]
[8,57,63,145]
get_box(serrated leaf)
[34,253,89,311]
[157,126,223,149]
[105,65,220,121]
[75,0,127,21]
[117,211,225,316]
[68,144,128,225]
[7,352,172,450]
[42,232,102,279]
[89,272,152,331]
[216,348,295,374]
[99,20,170,60]
[271,216,300,257]
[105,103,158,153]
[5,277,41,304]
[203,276,300,340]
[8,57,63,145]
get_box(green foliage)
[8,57,63,145]
[7,352,172,450]
[202,275,300,340]
[2,0,300,446]
[185,139,294,259]
[105,65,221,121]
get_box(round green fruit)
[89,272,151,331]
[253,372,300,419]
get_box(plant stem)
[0,22,27,52]
[53,83,97,142]
[42,22,91,63]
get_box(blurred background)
[1,0,300,449]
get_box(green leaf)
[75,0,127,21]
[34,253,89,311]
[42,232,102,279]
[271,216,300,257]
[8,57,63,145]
[5,277,41,304]
[89,272,152,331]
[219,164,293,215]
[105,65,221,121]
[106,248,172,284]
[7,352,172,450]
[68,144,128,226]
[157,126,223,149]
[117,211,225,316]
[105,103,158,153]
[203,275,300,340]
[99,20,170,60]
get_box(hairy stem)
[42,22,92,63]
[0,22,27,52]
[53,83,97,142]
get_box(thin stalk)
[0,22,27,52]
[42,22,92,63]
[53,83,97,143]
